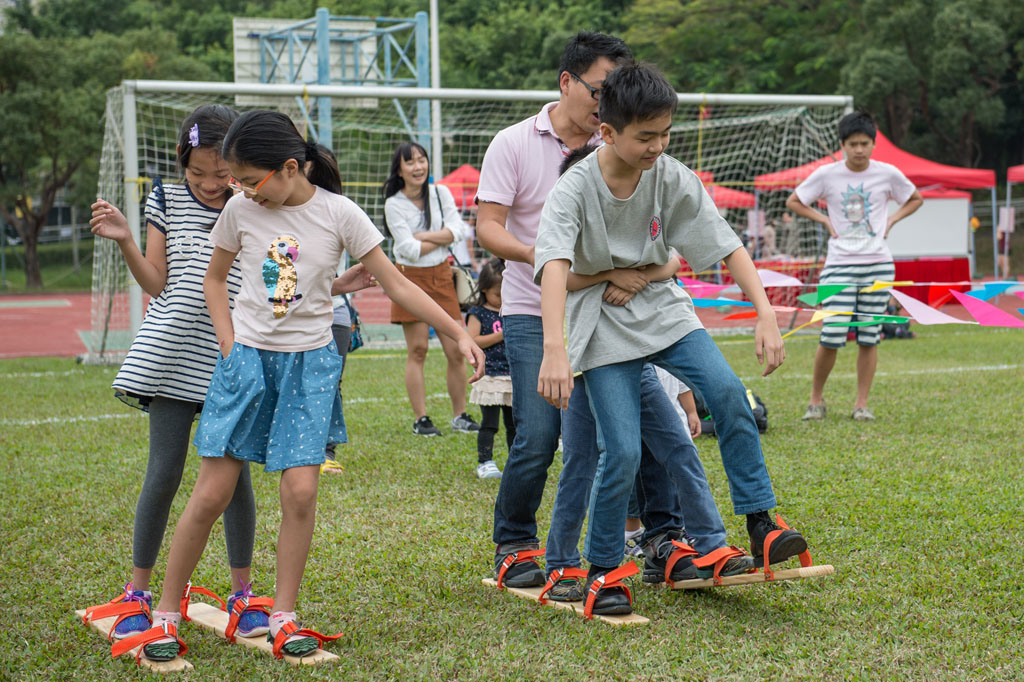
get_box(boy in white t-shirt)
[786,112,922,422]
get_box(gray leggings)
[133,396,256,570]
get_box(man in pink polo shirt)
[477,32,640,608]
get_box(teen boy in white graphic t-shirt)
[787,111,922,422]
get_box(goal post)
[84,80,851,363]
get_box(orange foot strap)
[270,621,343,660]
[692,546,749,586]
[495,548,545,590]
[82,584,151,640]
[180,582,227,622]
[537,567,588,604]
[583,562,639,621]
[224,595,275,643]
[664,540,700,588]
[111,622,187,666]
[762,514,812,581]
[83,601,152,641]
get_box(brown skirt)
[391,261,462,324]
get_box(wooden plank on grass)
[481,578,649,625]
[185,603,339,665]
[75,609,193,673]
[668,564,835,590]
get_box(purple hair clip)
[188,123,200,147]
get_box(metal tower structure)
[251,7,431,151]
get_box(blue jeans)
[546,365,728,569]
[491,315,565,548]
[582,329,776,567]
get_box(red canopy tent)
[1008,165,1024,184]
[753,132,996,191]
[437,164,480,210]
[693,170,757,209]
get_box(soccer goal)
[85,80,851,363]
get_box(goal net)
[86,82,849,363]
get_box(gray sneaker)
[801,403,826,421]
[494,542,545,588]
[852,406,876,421]
[451,412,481,433]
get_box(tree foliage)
[0,24,213,286]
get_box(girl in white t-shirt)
[130,111,484,663]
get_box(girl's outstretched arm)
[359,246,485,381]
[204,246,238,357]
[90,200,168,297]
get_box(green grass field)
[1,326,1022,680]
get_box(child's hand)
[602,283,634,306]
[537,349,574,410]
[687,411,702,438]
[607,268,649,293]
[754,316,785,376]
[332,263,376,295]
[90,200,131,243]
[461,337,486,383]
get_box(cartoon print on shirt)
[263,234,303,318]
[841,184,874,236]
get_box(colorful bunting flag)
[950,290,1024,328]
[796,285,851,307]
[889,290,974,325]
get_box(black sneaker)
[642,529,698,584]
[747,511,808,565]
[412,416,442,436]
[493,542,545,588]
[583,568,633,615]
[451,412,481,433]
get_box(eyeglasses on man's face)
[568,71,601,100]
[227,169,276,196]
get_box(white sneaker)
[624,527,645,558]
[476,460,502,479]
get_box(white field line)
[2,393,448,426]
[0,369,89,379]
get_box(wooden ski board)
[185,602,339,666]
[667,564,835,590]
[75,609,193,673]
[481,578,649,625]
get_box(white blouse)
[383,183,470,267]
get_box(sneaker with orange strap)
[268,612,343,659]
[225,583,272,640]
[493,542,546,589]
[642,530,754,587]
[747,511,807,565]
[113,612,187,664]
[582,563,639,618]
[82,582,152,640]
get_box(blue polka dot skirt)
[194,340,347,472]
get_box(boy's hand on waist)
[602,283,634,306]
[607,268,648,293]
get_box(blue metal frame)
[250,8,431,150]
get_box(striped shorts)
[817,261,896,348]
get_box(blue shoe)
[227,584,270,638]
[112,583,152,640]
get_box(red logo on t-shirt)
[650,216,662,240]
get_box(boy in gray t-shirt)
[534,64,809,609]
